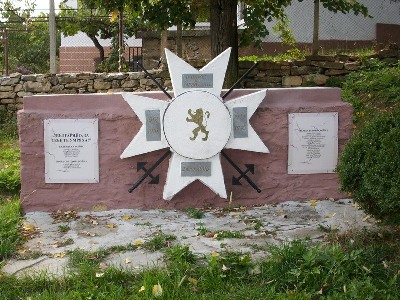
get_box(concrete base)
[18,88,352,212]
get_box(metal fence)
[1,0,399,75]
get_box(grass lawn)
[1,60,400,299]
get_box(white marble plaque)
[44,119,99,183]
[288,112,338,174]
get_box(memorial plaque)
[181,162,212,177]
[145,110,161,141]
[44,119,99,183]
[182,74,213,88]
[288,112,338,174]
[232,107,248,138]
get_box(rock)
[282,76,302,87]
[303,74,329,86]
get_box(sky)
[16,0,65,15]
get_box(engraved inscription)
[181,162,212,177]
[186,108,210,141]
[288,112,338,174]
[44,119,99,183]
[232,107,248,138]
[182,73,213,88]
[300,129,327,159]
[145,110,161,141]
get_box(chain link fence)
[1,0,399,75]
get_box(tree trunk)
[312,0,320,55]
[88,34,105,62]
[176,23,183,58]
[160,29,168,64]
[210,0,238,89]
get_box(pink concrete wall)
[18,88,352,212]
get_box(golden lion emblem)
[186,108,210,141]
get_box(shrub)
[337,109,400,224]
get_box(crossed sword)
[129,61,261,194]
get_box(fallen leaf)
[106,223,116,229]
[204,232,215,238]
[22,225,38,232]
[310,200,318,207]
[53,253,65,258]
[122,215,133,220]
[230,213,240,217]
[222,264,229,272]
[95,272,104,278]
[325,213,336,218]
[152,283,163,297]
[362,215,371,222]
[133,240,144,245]
[211,252,220,257]
[139,286,145,293]
[278,209,285,213]
[99,262,108,270]
[249,265,261,275]
[125,257,132,264]
[187,277,198,286]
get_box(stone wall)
[1,45,398,115]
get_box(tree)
[211,0,369,87]
[81,0,206,61]
[0,0,58,74]
[58,1,117,63]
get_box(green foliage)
[337,61,400,224]
[0,196,22,260]
[342,61,400,122]
[0,0,60,74]
[165,244,197,265]
[337,109,400,224]
[1,232,399,299]
[0,113,20,194]
[142,230,176,251]
[185,207,204,219]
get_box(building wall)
[59,32,142,73]
[262,0,400,43]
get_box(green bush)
[337,109,400,224]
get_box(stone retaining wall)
[1,46,398,115]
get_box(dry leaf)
[95,272,104,278]
[278,209,285,213]
[139,286,145,293]
[106,223,116,229]
[53,253,65,258]
[125,257,132,264]
[122,215,133,220]
[325,213,336,218]
[133,240,144,245]
[362,215,371,222]
[152,283,163,297]
[310,200,318,207]
[211,252,220,257]
[249,265,261,275]
[222,264,229,272]
[230,213,240,217]
[187,277,198,286]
